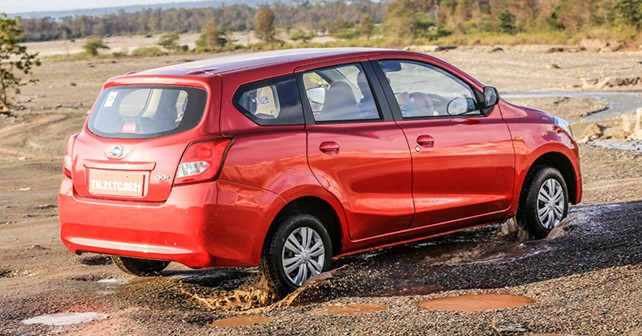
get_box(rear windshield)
[88,86,207,138]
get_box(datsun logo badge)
[107,145,124,158]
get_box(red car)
[59,48,581,294]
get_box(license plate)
[88,170,145,197]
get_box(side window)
[235,76,304,126]
[302,63,380,122]
[379,60,480,118]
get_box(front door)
[375,59,515,228]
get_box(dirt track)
[1,46,641,335]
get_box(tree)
[612,0,642,29]
[328,16,349,35]
[254,6,276,43]
[0,13,40,108]
[157,32,180,52]
[385,0,448,42]
[82,38,109,56]
[498,10,517,34]
[195,21,226,51]
[359,14,375,40]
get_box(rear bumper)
[59,177,284,268]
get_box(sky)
[1,0,202,13]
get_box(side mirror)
[447,96,468,116]
[483,86,499,108]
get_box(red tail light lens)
[62,134,77,178]
[174,138,232,185]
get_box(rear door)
[373,59,515,228]
[298,61,414,241]
[72,83,212,202]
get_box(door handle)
[319,141,340,154]
[416,135,434,148]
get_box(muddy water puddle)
[208,315,274,328]
[417,293,534,311]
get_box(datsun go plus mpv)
[59,48,581,294]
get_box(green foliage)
[498,10,517,34]
[82,38,109,56]
[195,21,227,52]
[0,13,40,108]
[289,30,314,43]
[612,0,642,29]
[385,0,449,42]
[131,46,166,57]
[254,7,276,43]
[333,28,360,40]
[157,32,180,52]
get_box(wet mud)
[108,201,639,313]
[208,315,274,328]
[308,303,388,315]
[416,293,534,311]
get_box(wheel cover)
[281,227,325,286]
[537,178,565,229]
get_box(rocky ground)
[0,46,641,335]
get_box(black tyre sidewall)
[260,214,333,295]
[112,256,169,276]
[518,167,569,239]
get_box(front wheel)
[260,214,333,295]
[517,166,569,239]
[112,256,169,276]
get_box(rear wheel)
[112,256,169,276]
[517,166,569,239]
[260,214,333,295]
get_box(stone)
[583,123,603,140]
[580,38,608,52]
[635,108,642,132]
[598,76,641,88]
[622,115,632,138]
[628,129,642,141]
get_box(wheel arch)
[521,151,578,205]
[263,196,343,257]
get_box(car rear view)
[59,76,232,274]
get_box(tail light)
[174,138,233,185]
[62,134,78,178]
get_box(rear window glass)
[88,86,207,138]
[235,76,304,126]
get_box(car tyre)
[112,256,169,276]
[517,166,569,239]
[260,213,333,296]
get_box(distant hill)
[9,0,289,19]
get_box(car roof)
[129,48,406,78]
